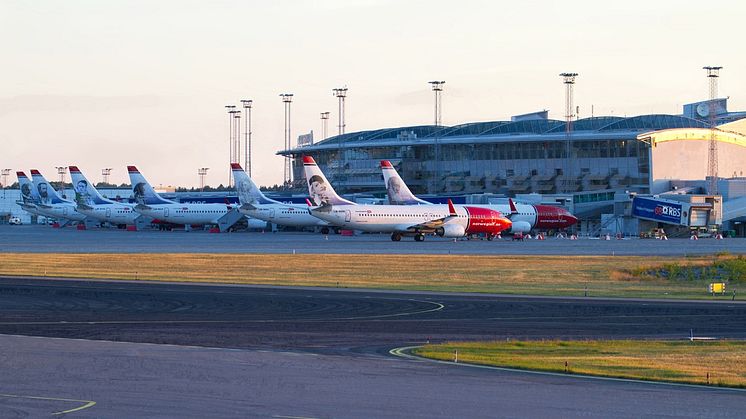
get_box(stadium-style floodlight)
[241,99,253,176]
[332,87,348,135]
[198,167,209,191]
[1,168,10,198]
[320,111,330,140]
[703,66,723,195]
[429,81,445,126]
[280,93,294,186]
[101,168,112,185]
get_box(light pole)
[234,112,242,167]
[333,87,348,136]
[198,168,209,191]
[704,66,723,195]
[560,72,579,194]
[241,99,253,177]
[1,169,10,198]
[321,112,330,140]
[101,168,112,185]
[225,104,237,185]
[55,166,67,198]
[280,93,294,187]
[428,81,445,126]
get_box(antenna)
[560,72,579,193]
[333,87,348,135]
[429,81,445,126]
[704,66,723,195]
[280,93,294,187]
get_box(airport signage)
[297,131,314,147]
[632,197,683,224]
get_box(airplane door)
[164,208,170,217]
[62,207,68,216]
[106,208,111,218]
[345,210,351,222]
[269,209,275,219]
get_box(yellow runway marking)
[0,393,96,415]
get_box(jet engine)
[508,220,531,234]
[436,223,466,238]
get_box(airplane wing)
[135,204,152,211]
[240,203,257,211]
[398,199,458,232]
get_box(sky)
[2,0,745,188]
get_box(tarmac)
[0,277,744,417]
[0,224,742,255]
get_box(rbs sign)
[632,197,683,224]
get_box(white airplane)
[231,163,334,233]
[68,166,152,229]
[29,169,88,224]
[127,165,246,232]
[15,171,47,219]
[303,156,512,241]
[381,160,577,233]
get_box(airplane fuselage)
[34,203,87,222]
[135,203,231,226]
[77,203,140,224]
[239,203,328,227]
[312,204,511,237]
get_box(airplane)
[380,160,577,233]
[29,169,88,224]
[15,171,47,219]
[68,166,152,229]
[231,163,334,233]
[127,165,254,232]
[303,156,512,241]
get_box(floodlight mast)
[704,66,723,195]
[198,167,209,191]
[560,72,579,194]
[280,93,294,187]
[333,87,348,136]
[241,99,253,177]
[429,81,445,126]
[320,112,330,140]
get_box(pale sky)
[2,0,745,188]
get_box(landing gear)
[414,233,425,242]
[486,234,494,241]
[320,227,330,235]
[391,232,402,242]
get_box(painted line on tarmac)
[389,346,746,393]
[0,392,96,415]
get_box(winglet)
[508,198,518,214]
[305,198,313,207]
[447,199,457,216]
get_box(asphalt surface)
[0,277,744,417]
[1,224,744,255]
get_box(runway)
[0,277,744,417]
[1,224,743,255]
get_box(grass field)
[0,253,742,299]
[413,340,746,388]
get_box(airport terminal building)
[282,99,746,235]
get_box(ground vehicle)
[9,217,22,225]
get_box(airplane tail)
[68,166,111,207]
[30,169,69,205]
[127,166,175,206]
[381,160,431,205]
[302,156,355,206]
[16,171,40,205]
[231,163,276,205]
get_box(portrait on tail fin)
[308,175,330,206]
[74,179,92,206]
